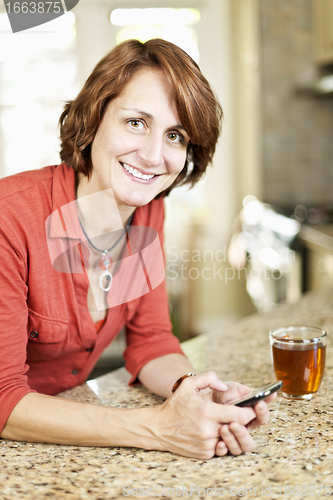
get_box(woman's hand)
[210,381,275,429]
[152,372,260,459]
[209,381,275,456]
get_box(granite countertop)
[1,288,333,499]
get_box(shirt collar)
[49,163,83,240]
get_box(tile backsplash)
[260,0,333,208]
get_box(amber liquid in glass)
[272,344,326,395]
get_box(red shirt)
[0,164,184,433]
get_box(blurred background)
[1,0,333,362]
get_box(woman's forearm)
[138,353,197,398]
[0,392,161,450]
[0,373,272,459]
[0,355,196,448]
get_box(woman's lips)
[121,162,159,183]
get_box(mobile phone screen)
[229,381,283,407]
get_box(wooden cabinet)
[299,224,333,290]
[313,0,333,65]
[308,245,333,290]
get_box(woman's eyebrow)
[121,108,153,120]
[121,107,186,131]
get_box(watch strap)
[172,373,196,393]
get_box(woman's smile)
[120,162,159,183]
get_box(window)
[110,7,200,62]
[0,12,78,177]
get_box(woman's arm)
[138,353,197,398]
[1,372,261,459]
[0,392,158,449]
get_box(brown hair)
[59,38,223,197]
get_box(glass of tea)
[270,326,327,400]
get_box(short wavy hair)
[59,38,223,198]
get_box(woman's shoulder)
[0,165,56,203]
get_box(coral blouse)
[0,163,184,433]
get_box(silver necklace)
[77,212,133,292]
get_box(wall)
[260,0,333,208]
[231,0,262,208]
[165,0,257,338]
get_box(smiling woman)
[59,39,222,197]
[0,38,275,459]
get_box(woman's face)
[89,68,190,209]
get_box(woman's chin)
[117,192,158,209]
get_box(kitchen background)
[0,0,332,375]
[261,0,333,207]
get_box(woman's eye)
[129,120,144,129]
[167,132,183,143]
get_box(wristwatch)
[172,373,196,393]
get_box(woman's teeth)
[122,163,155,180]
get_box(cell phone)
[230,381,283,407]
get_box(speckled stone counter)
[1,288,333,499]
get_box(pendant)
[99,252,113,270]
[100,271,113,292]
[99,251,113,291]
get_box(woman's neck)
[75,172,135,237]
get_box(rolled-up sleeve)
[0,216,36,434]
[123,199,185,385]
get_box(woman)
[0,39,273,458]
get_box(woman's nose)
[137,134,164,168]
